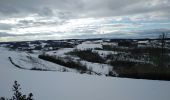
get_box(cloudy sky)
[0,0,170,41]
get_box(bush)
[110,60,136,69]
[38,54,87,73]
[110,60,170,80]
[0,81,34,100]
[67,49,105,63]
[30,67,48,71]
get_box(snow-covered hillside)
[0,47,170,100]
[45,48,117,76]
[0,47,77,72]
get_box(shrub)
[31,67,48,71]
[0,81,34,100]
[67,49,105,63]
[38,54,87,72]
[110,60,170,80]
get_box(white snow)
[45,48,116,76]
[46,48,74,57]
[102,42,118,46]
[0,47,76,72]
[80,60,112,75]
[41,43,47,47]
[138,40,149,44]
[1,47,170,100]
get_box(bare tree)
[159,33,167,57]
[159,33,167,67]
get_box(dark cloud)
[0,0,170,41]
[0,32,54,37]
[0,0,83,19]
[0,0,169,18]
[69,28,170,39]
[38,7,54,16]
[0,23,13,30]
[0,32,15,37]
[0,0,169,24]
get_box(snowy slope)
[0,47,76,72]
[46,48,74,57]
[45,48,117,76]
[80,60,114,75]
[0,47,170,100]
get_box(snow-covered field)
[1,47,170,100]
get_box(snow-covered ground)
[80,60,114,75]
[1,47,170,100]
[0,47,77,72]
[45,48,116,76]
[46,48,74,57]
